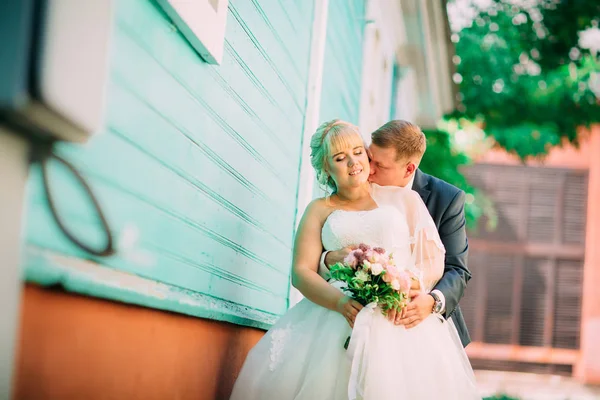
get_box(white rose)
[355,270,371,282]
[370,263,384,276]
[362,260,372,270]
[391,279,401,291]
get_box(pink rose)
[376,252,388,265]
[382,265,401,284]
[367,250,377,263]
[397,271,412,293]
[386,265,400,278]
[358,243,369,252]
[373,247,385,255]
[353,249,365,266]
[382,273,392,283]
[344,253,358,269]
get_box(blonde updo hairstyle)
[310,119,364,192]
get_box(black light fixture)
[0,0,116,257]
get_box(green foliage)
[536,1,600,70]
[329,263,407,313]
[420,129,471,194]
[449,0,600,158]
[420,128,496,230]
[484,395,520,400]
[430,0,598,229]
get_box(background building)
[461,126,600,397]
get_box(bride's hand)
[386,307,406,325]
[324,246,357,269]
[387,278,420,324]
[336,296,363,328]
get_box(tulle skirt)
[230,285,480,400]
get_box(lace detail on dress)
[321,207,409,255]
[268,323,292,371]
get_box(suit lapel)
[412,169,431,205]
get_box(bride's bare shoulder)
[303,197,334,222]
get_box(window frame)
[156,0,229,65]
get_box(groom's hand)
[399,293,434,329]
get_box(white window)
[156,0,229,64]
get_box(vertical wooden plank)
[555,173,567,245]
[518,177,530,241]
[563,171,589,245]
[511,255,525,344]
[510,175,530,344]
[294,0,329,224]
[290,0,329,307]
[475,257,487,343]
[554,259,585,349]
[484,254,514,344]
[544,258,557,347]
[544,174,566,346]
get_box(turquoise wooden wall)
[319,0,366,124]
[23,0,314,329]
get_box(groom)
[320,120,472,347]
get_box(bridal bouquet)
[329,244,413,348]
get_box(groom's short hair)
[371,120,426,161]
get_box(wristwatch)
[429,291,443,315]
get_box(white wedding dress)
[230,186,480,400]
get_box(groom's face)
[368,144,414,187]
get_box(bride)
[229,120,480,399]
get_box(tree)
[536,0,600,70]
[423,1,598,227]
[448,0,600,158]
